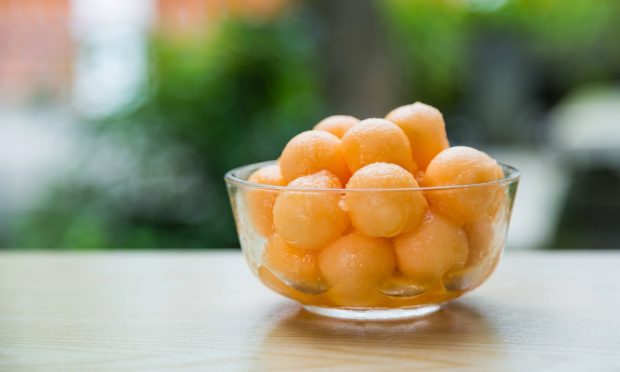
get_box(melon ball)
[258,266,322,305]
[319,232,395,307]
[480,247,501,284]
[273,171,349,251]
[466,215,506,267]
[263,234,323,289]
[444,219,504,293]
[341,118,415,173]
[246,164,286,236]
[345,163,427,238]
[466,217,495,267]
[386,102,449,170]
[280,130,350,184]
[314,115,359,138]
[324,281,386,308]
[394,211,469,285]
[487,183,508,219]
[422,146,504,225]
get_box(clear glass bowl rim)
[225,160,520,193]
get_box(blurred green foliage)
[379,0,470,105]
[380,0,620,143]
[380,0,620,104]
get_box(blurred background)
[1,0,619,250]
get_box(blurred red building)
[0,0,72,102]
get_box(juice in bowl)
[225,102,520,321]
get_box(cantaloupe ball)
[386,102,449,170]
[378,274,425,297]
[394,211,469,285]
[443,229,503,293]
[487,183,507,219]
[324,281,386,308]
[422,146,504,225]
[466,215,506,267]
[263,234,323,290]
[246,164,286,236]
[280,130,350,184]
[313,115,359,138]
[273,171,349,251]
[345,163,427,238]
[466,217,494,267]
[319,232,395,285]
[443,213,507,292]
[319,232,395,307]
[258,266,323,305]
[341,118,415,173]
[479,246,501,284]
[381,280,456,308]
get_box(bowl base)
[302,304,441,321]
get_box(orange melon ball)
[341,118,415,173]
[319,232,395,307]
[324,281,386,308]
[345,163,427,238]
[487,183,507,219]
[466,215,505,267]
[443,239,502,293]
[313,115,359,138]
[381,280,456,308]
[246,164,286,236]
[258,266,322,305]
[279,130,350,184]
[422,146,505,225]
[263,234,323,289]
[394,212,469,285]
[386,102,449,170]
[273,171,349,251]
[480,246,501,283]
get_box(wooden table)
[1,250,619,371]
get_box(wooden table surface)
[1,250,619,371]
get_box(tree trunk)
[305,0,403,118]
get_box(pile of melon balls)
[244,102,506,307]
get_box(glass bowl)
[225,160,520,320]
